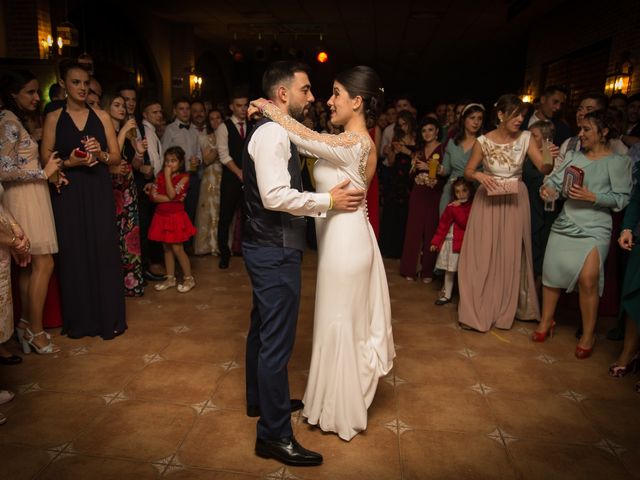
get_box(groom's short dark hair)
[262,61,310,100]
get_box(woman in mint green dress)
[535,110,632,359]
[439,104,484,214]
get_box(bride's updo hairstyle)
[491,94,527,127]
[335,66,384,127]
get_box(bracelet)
[328,193,334,210]
[103,152,110,163]
[622,228,633,234]
[9,233,16,247]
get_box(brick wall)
[4,0,52,59]
[524,0,640,100]
[35,0,51,59]
[170,24,195,100]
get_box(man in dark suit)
[522,85,573,282]
[216,93,249,269]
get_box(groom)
[242,60,364,466]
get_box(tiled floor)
[1,253,638,479]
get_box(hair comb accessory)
[461,103,485,115]
[379,87,384,93]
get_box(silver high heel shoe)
[177,276,195,293]
[24,328,60,355]
[15,319,31,355]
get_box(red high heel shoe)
[532,321,556,343]
[575,340,595,360]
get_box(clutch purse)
[486,177,518,196]
[562,165,584,196]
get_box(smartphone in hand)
[73,148,88,159]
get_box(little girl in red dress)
[148,146,197,293]
[430,178,474,305]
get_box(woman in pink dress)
[457,94,554,332]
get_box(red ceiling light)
[316,33,328,64]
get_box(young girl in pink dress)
[148,146,197,293]
[430,178,474,305]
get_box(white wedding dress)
[263,104,395,440]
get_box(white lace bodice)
[477,131,531,179]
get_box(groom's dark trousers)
[243,244,301,439]
[242,117,306,440]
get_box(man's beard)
[289,103,307,122]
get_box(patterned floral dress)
[0,201,14,343]
[194,133,223,255]
[112,138,143,297]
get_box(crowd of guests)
[0,59,639,424]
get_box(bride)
[251,65,395,441]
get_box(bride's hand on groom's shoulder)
[329,179,366,212]
[248,98,270,119]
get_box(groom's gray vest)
[242,118,307,252]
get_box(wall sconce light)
[189,72,203,96]
[520,93,533,104]
[40,35,54,58]
[57,36,64,55]
[519,81,534,104]
[605,55,633,97]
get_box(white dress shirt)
[161,119,202,162]
[248,122,330,218]
[216,115,246,166]
[527,111,546,128]
[142,119,163,175]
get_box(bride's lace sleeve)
[0,114,47,183]
[261,102,369,169]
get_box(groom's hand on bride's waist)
[329,179,365,212]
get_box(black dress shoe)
[255,436,322,466]
[247,399,304,417]
[143,270,166,282]
[218,256,230,269]
[0,354,22,365]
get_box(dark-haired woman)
[536,110,632,358]
[399,117,444,282]
[41,63,126,339]
[379,110,417,258]
[458,94,554,332]
[439,103,484,214]
[105,93,144,297]
[250,65,394,441]
[0,70,62,354]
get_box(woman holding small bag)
[457,94,555,332]
[535,110,632,358]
